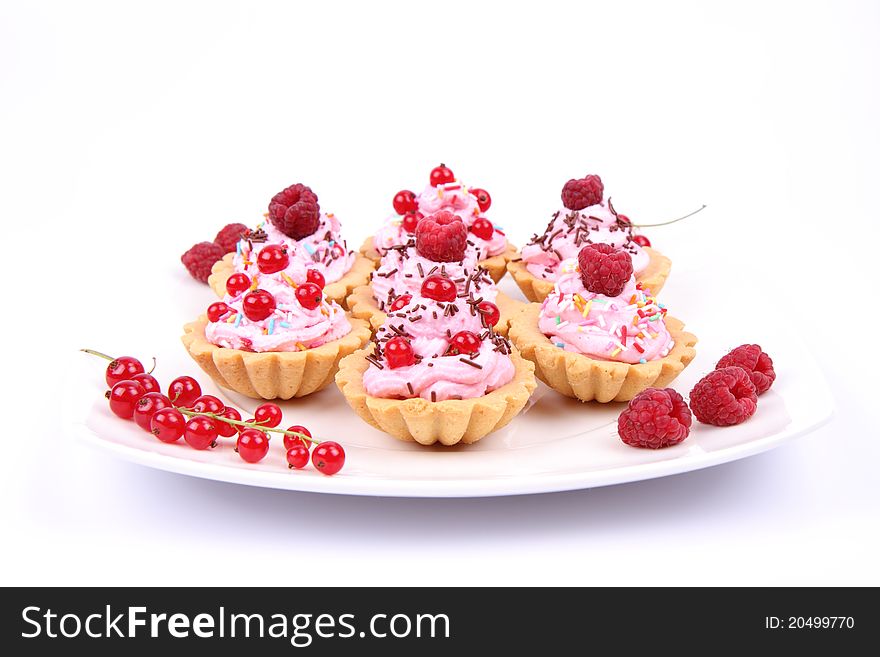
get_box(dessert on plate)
[508,244,696,402]
[336,236,537,446]
[361,163,517,283]
[508,174,671,302]
[209,183,374,308]
[348,211,521,334]
[184,250,371,399]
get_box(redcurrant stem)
[80,348,115,361]
[147,357,157,375]
[176,408,319,445]
[630,204,707,228]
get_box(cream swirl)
[538,258,673,363]
[522,203,649,280]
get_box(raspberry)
[561,174,603,211]
[181,241,224,283]
[415,211,467,262]
[213,223,249,253]
[690,366,758,426]
[577,243,633,297]
[268,183,320,240]
[618,388,692,449]
[716,344,776,395]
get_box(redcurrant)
[632,234,651,247]
[295,282,322,310]
[216,406,241,438]
[168,376,201,407]
[389,294,413,312]
[207,301,230,322]
[134,392,172,431]
[192,394,225,414]
[106,380,146,419]
[306,268,326,289]
[243,289,276,321]
[618,214,631,225]
[384,336,415,369]
[420,275,457,302]
[446,330,481,356]
[469,217,494,241]
[184,416,218,450]
[283,425,312,451]
[105,356,144,387]
[392,190,418,214]
[477,301,500,327]
[257,244,290,274]
[312,441,345,476]
[286,444,310,469]
[254,402,282,428]
[429,163,455,186]
[470,188,492,212]
[401,212,421,233]
[237,429,270,463]
[131,372,160,394]
[226,272,251,297]
[150,407,185,443]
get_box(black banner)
[0,587,872,654]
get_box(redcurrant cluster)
[84,349,345,476]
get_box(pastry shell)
[507,246,672,303]
[335,346,537,446]
[181,315,372,400]
[207,252,375,310]
[360,236,517,284]
[508,303,697,403]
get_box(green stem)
[630,204,707,228]
[81,348,115,361]
[177,408,319,445]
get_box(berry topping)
[134,392,173,432]
[207,301,230,323]
[393,190,418,214]
[184,416,218,450]
[295,282,323,310]
[716,344,776,395]
[131,373,160,394]
[106,380,146,419]
[105,355,145,387]
[242,289,277,321]
[429,163,455,186]
[287,444,310,469]
[420,274,457,302]
[577,243,633,297]
[255,402,283,428]
[312,441,345,476]
[477,301,500,327]
[181,241,225,283]
[617,388,692,449]
[401,212,422,234]
[690,366,758,426]
[216,406,241,438]
[225,272,251,297]
[470,217,494,241]
[213,223,249,253]
[470,188,491,212]
[283,425,312,451]
[632,234,651,248]
[389,294,413,311]
[150,407,186,443]
[561,174,604,211]
[446,331,481,356]
[306,268,326,289]
[168,375,201,407]
[256,244,290,274]
[192,394,225,415]
[384,336,415,369]
[268,183,321,240]
[415,211,467,262]
[237,429,270,463]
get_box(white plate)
[65,275,833,498]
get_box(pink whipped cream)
[363,293,515,401]
[521,203,649,281]
[205,269,351,353]
[373,182,507,259]
[233,213,356,284]
[538,258,673,364]
[370,239,497,311]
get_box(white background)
[1,0,878,585]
